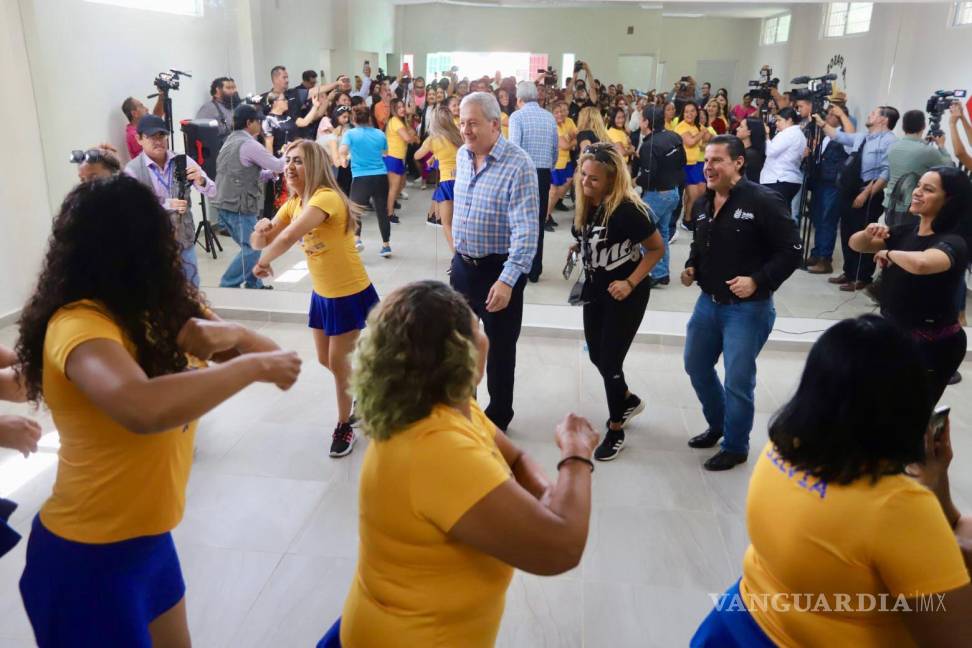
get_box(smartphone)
[930,405,950,441]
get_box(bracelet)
[625,278,635,290]
[557,456,594,473]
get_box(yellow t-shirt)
[607,127,630,159]
[675,120,704,164]
[39,300,197,543]
[556,117,578,170]
[275,188,371,298]
[741,442,970,647]
[430,136,458,182]
[501,112,509,139]
[385,116,407,160]
[341,401,514,648]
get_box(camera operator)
[636,105,686,287]
[817,105,899,292]
[196,77,238,142]
[760,107,807,206]
[212,105,285,290]
[672,76,697,114]
[566,61,598,122]
[805,99,855,275]
[124,115,216,286]
[71,144,121,183]
[121,94,165,159]
[884,110,952,224]
[949,102,972,169]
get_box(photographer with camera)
[760,107,807,206]
[124,115,216,286]
[212,105,285,290]
[121,94,166,159]
[70,144,121,183]
[196,77,238,142]
[566,61,598,123]
[816,105,898,292]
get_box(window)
[953,2,972,26]
[824,2,873,37]
[762,13,791,45]
[85,0,202,16]
[424,52,539,82]
[562,53,576,86]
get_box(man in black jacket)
[681,135,801,471]
[637,105,686,286]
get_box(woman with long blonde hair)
[252,139,379,458]
[414,106,463,251]
[575,106,611,153]
[569,142,664,462]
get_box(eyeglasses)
[583,144,615,164]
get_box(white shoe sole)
[329,434,356,458]
[379,249,392,258]
[621,399,646,428]
[595,439,625,462]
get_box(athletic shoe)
[389,214,400,224]
[400,190,409,200]
[329,422,356,458]
[555,199,570,212]
[649,276,669,288]
[354,238,364,252]
[594,427,625,461]
[379,245,392,258]
[394,201,402,210]
[949,371,962,385]
[544,221,556,233]
[668,227,680,244]
[548,217,559,227]
[348,400,359,427]
[620,394,646,427]
[679,219,692,232]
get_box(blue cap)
[136,114,168,136]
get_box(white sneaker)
[668,228,679,244]
[400,190,409,200]
[355,238,364,252]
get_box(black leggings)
[914,327,966,407]
[763,181,801,206]
[350,174,390,243]
[583,284,651,423]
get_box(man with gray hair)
[509,80,559,282]
[452,92,539,431]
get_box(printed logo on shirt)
[765,446,828,499]
[733,209,755,221]
[587,225,641,272]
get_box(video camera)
[789,73,837,118]
[747,66,780,110]
[537,66,558,87]
[926,89,968,138]
[153,69,191,94]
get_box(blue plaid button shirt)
[508,101,559,170]
[453,136,540,286]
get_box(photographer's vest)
[125,155,196,249]
[211,130,264,216]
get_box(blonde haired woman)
[575,105,611,153]
[570,142,664,461]
[415,106,462,252]
[252,139,379,458]
[320,280,598,648]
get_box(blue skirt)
[432,179,455,203]
[0,497,20,558]
[551,161,576,187]
[383,155,406,175]
[308,284,380,336]
[685,161,705,184]
[691,579,776,647]
[19,515,185,648]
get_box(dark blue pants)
[450,253,526,430]
[809,182,840,259]
[840,188,884,282]
[529,168,552,281]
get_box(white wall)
[0,0,51,319]
[396,4,762,99]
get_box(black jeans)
[763,181,801,206]
[583,284,651,423]
[350,174,390,242]
[450,253,526,430]
[839,188,884,282]
[335,165,352,196]
[914,327,967,407]
[529,168,552,282]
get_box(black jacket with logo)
[686,178,801,303]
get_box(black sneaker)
[394,201,402,210]
[389,214,400,224]
[594,428,625,461]
[620,394,646,427]
[544,221,555,232]
[949,371,962,385]
[329,422,356,458]
[555,200,570,212]
[348,400,359,428]
[649,276,670,288]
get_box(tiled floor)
[1,321,970,647]
[197,186,883,321]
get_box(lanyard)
[150,160,173,194]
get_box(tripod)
[797,119,824,267]
[181,123,223,260]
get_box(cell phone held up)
[929,405,950,442]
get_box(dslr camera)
[537,66,558,87]
[926,89,968,138]
[574,60,585,74]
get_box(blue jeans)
[217,209,263,288]
[809,183,840,259]
[181,245,199,288]
[684,294,775,454]
[643,189,680,280]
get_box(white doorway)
[695,60,738,98]
[617,54,656,93]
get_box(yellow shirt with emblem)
[385,115,407,159]
[429,135,458,182]
[341,400,514,648]
[675,120,704,164]
[741,441,970,647]
[39,300,197,543]
[275,188,371,298]
[556,117,578,169]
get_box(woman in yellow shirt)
[496,86,513,138]
[674,102,711,230]
[318,280,599,648]
[384,98,418,224]
[693,315,972,647]
[252,139,378,458]
[549,100,578,223]
[414,107,462,252]
[16,176,300,647]
[606,106,636,162]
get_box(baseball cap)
[334,105,351,116]
[137,115,168,136]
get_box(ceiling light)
[663,12,705,18]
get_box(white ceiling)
[391,0,797,19]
